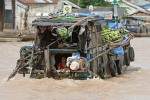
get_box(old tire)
[129,47,135,61]
[109,60,117,77]
[140,27,143,33]
[146,26,148,33]
[124,51,130,66]
[20,46,32,58]
[99,63,106,79]
[143,26,146,33]
[136,28,140,33]
[116,60,123,75]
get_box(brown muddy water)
[0,38,150,100]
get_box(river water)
[0,38,150,100]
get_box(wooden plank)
[48,49,77,53]
[126,24,139,26]
[44,50,51,77]
[0,31,35,41]
[0,0,4,31]
[0,38,22,42]
[12,0,15,29]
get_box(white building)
[4,0,80,30]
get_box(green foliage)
[69,0,78,5]
[69,0,112,8]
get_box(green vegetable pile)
[101,25,121,43]
[56,14,75,19]
[120,29,129,35]
[57,27,69,40]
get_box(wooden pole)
[12,0,15,29]
[0,2,2,31]
[0,0,4,31]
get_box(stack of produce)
[101,25,121,43]
[56,14,76,19]
[120,29,129,35]
[57,27,69,40]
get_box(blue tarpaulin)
[113,34,129,55]
[78,13,93,17]
[140,3,150,9]
[105,22,123,29]
[77,13,104,18]
[130,26,136,32]
[113,46,124,55]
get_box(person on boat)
[57,57,69,70]
[35,26,61,72]
[35,26,59,48]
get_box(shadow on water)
[126,66,143,72]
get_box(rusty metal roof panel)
[32,21,75,26]
[31,14,106,27]
[18,0,59,4]
[32,18,89,26]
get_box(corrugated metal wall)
[15,3,26,30]
[27,4,56,29]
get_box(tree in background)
[69,0,112,7]
[69,0,79,5]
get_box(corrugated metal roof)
[18,0,60,4]
[121,0,150,14]
[141,3,150,8]
[18,0,80,9]
[5,0,12,2]
[52,0,60,3]
[72,7,125,17]
[18,0,35,4]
